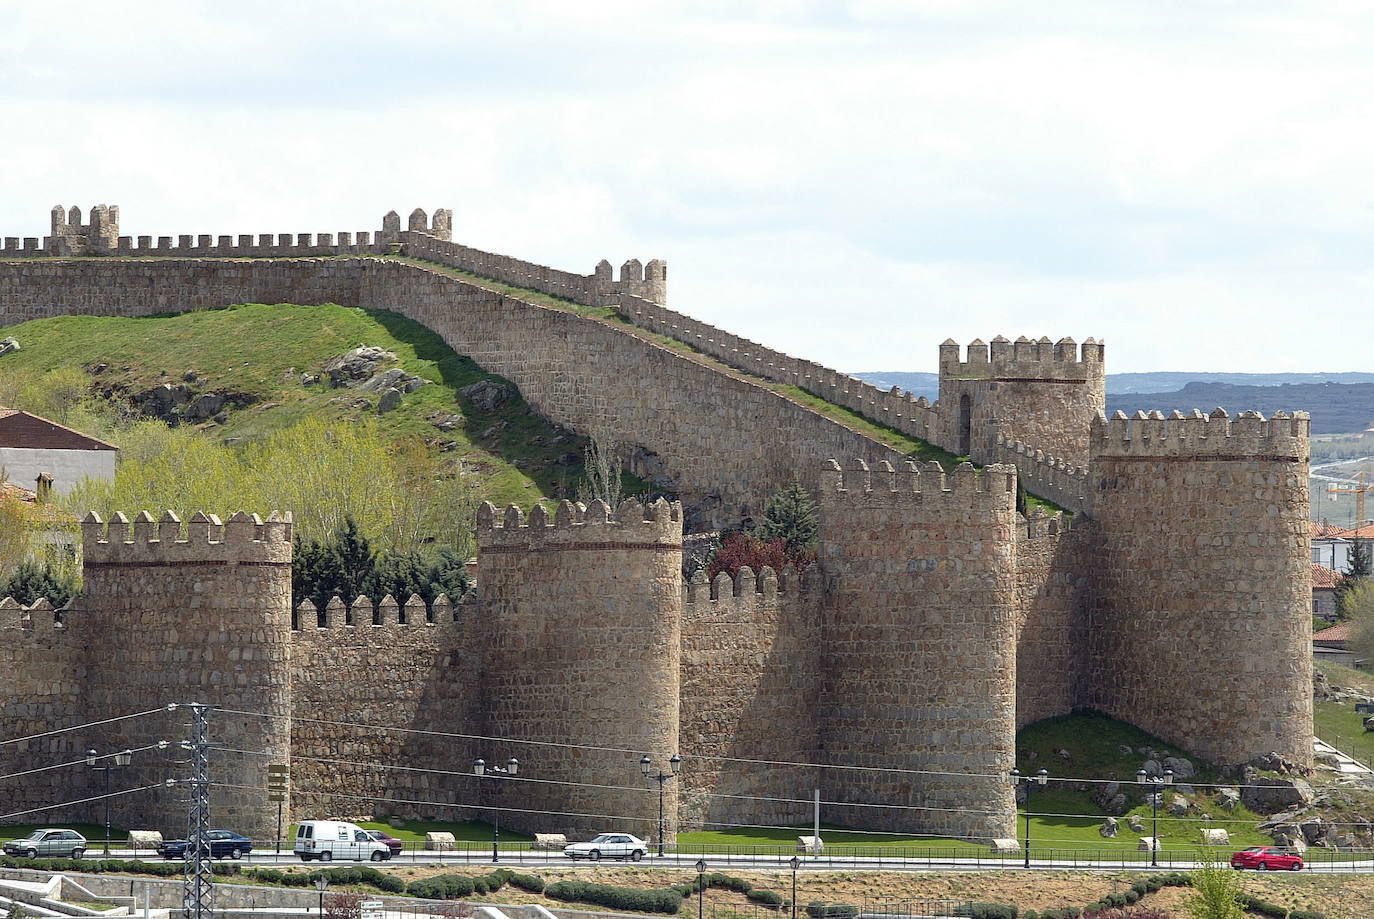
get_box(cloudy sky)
[2,1,1371,373]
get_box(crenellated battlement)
[993,434,1092,515]
[1022,506,1069,540]
[292,590,473,630]
[939,335,1104,381]
[476,497,682,549]
[1090,408,1310,459]
[824,458,1016,505]
[683,563,819,606]
[0,596,67,631]
[81,509,293,563]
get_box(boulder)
[426,831,457,851]
[1363,716,1374,733]
[1091,781,1121,809]
[1163,756,1196,779]
[1105,793,1128,815]
[1118,745,1134,756]
[324,346,396,386]
[1272,833,1308,854]
[1249,752,1305,774]
[1216,787,1240,811]
[127,830,163,851]
[797,835,824,855]
[1128,816,1144,832]
[532,833,567,850]
[1243,777,1316,814]
[1200,828,1229,846]
[989,838,1020,854]
[1301,818,1326,844]
[0,337,19,356]
[1055,748,1072,761]
[461,379,515,412]
[1169,794,1191,817]
[1137,837,1159,853]
[1099,817,1119,838]
[1139,759,1162,777]
[186,392,226,420]
[377,387,402,414]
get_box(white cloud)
[2,1,1373,374]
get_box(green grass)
[0,823,125,842]
[1315,700,1374,770]
[0,303,642,509]
[276,819,530,844]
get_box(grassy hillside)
[0,303,611,509]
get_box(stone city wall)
[678,565,823,833]
[288,593,480,828]
[817,459,1019,841]
[1013,514,1092,729]
[993,435,1094,515]
[1087,409,1313,767]
[0,598,93,824]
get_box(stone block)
[1200,828,1229,846]
[127,830,163,850]
[1137,837,1158,852]
[426,831,457,851]
[797,835,824,855]
[989,838,1019,854]
[532,833,568,850]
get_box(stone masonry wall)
[678,566,823,834]
[1087,410,1314,767]
[78,510,294,839]
[1014,514,1092,729]
[0,599,94,825]
[817,460,1019,841]
[288,594,479,828]
[475,498,684,841]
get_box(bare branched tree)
[577,437,624,508]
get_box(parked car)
[366,830,404,857]
[563,833,648,862]
[294,820,392,862]
[157,830,253,860]
[2,829,87,859]
[1230,846,1303,871]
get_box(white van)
[294,820,393,862]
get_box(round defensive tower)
[476,498,683,843]
[817,459,1020,841]
[1088,409,1313,767]
[79,510,294,838]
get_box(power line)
[0,707,169,748]
[0,784,167,822]
[0,742,170,784]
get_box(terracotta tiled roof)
[1312,520,1350,539]
[0,482,76,524]
[1313,564,1342,590]
[1330,523,1374,540]
[1314,622,1353,643]
[0,408,117,451]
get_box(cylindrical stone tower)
[1088,409,1313,767]
[476,497,682,842]
[818,459,1020,841]
[79,509,294,838]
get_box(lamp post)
[640,753,682,857]
[1136,767,1174,868]
[789,855,800,919]
[695,858,706,919]
[86,748,132,856]
[473,756,519,863]
[1009,767,1048,869]
[314,875,329,917]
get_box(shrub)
[544,881,683,915]
[1290,911,1327,919]
[509,873,545,894]
[967,905,1017,919]
[746,890,784,908]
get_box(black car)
[157,830,253,860]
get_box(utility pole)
[181,703,216,919]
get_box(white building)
[0,408,117,495]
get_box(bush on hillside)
[543,880,682,915]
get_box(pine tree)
[1338,537,1372,618]
[1,560,76,607]
[754,483,819,554]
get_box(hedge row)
[248,866,406,894]
[406,870,513,900]
[0,857,240,877]
[545,880,683,915]
[1238,893,1326,919]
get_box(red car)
[366,831,404,857]
[1230,846,1303,871]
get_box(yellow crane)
[1329,470,1372,530]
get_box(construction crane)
[1329,470,1372,530]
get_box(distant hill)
[855,370,1374,398]
[853,372,1374,435]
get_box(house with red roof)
[0,408,117,496]
[1313,621,1356,668]
[1313,563,1342,621]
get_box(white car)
[563,833,649,862]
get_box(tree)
[1338,537,1372,617]
[1,560,77,607]
[1343,581,1374,666]
[577,437,624,509]
[1186,853,1244,919]
[754,482,819,555]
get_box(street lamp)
[86,748,132,856]
[789,855,800,919]
[1009,767,1048,869]
[473,756,519,863]
[314,875,329,916]
[695,858,706,919]
[1136,767,1174,868]
[640,753,682,857]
